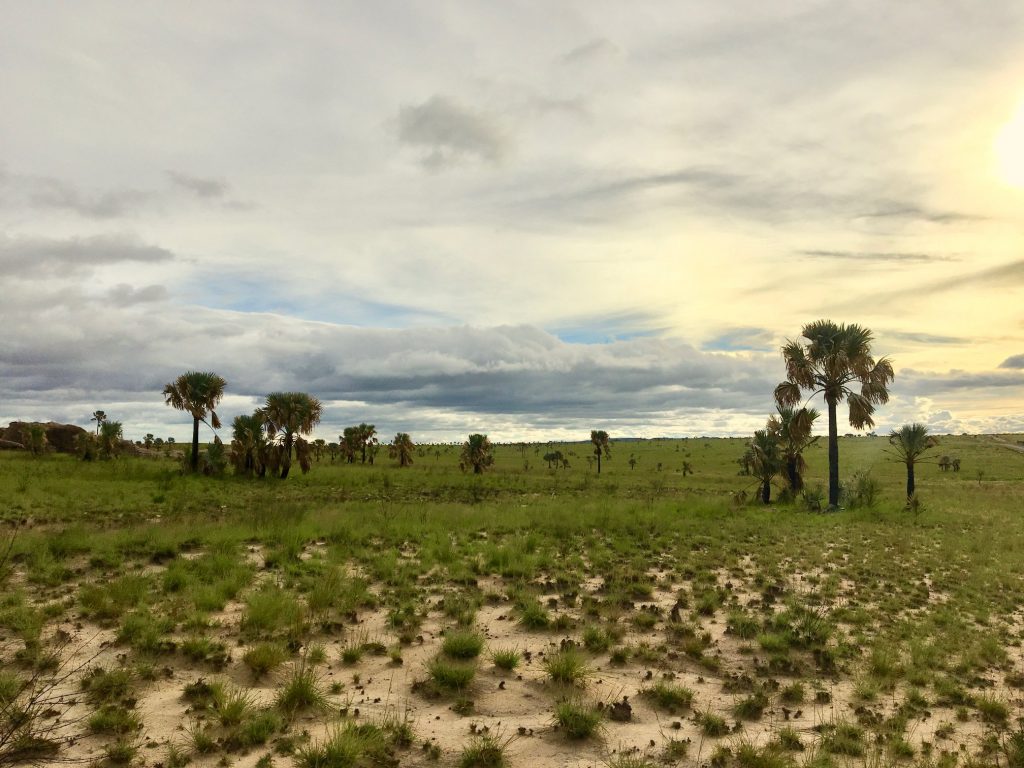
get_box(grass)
[459,733,512,768]
[640,681,694,712]
[243,641,289,678]
[427,656,476,691]
[2,434,1024,765]
[276,663,327,712]
[553,697,603,739]
[490,647,520,671]
[543,647,591,686]
[441,628,485,659]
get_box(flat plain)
[1,433,1023,768]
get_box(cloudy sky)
[2,1,1024,442]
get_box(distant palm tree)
[25,424,47,457]
[749,428,782,504]
[162,371,227,473]
[390,433,415,467]
[590,430,611,474]
[98,421,124,459]
[91,410,107,435]
[259,392,323,479]
[357,423,377,464]
[767,405,819,493]
[460,433,494,474]
[775,321,893,508]
[887,423,939,501]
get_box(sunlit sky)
[2,2,1023,442]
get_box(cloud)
[882,330,969,345]
[854,203,986,224]
[560,38,622,65]
[842,258,1024,311]
[165,171,228,198]
[19,175,152,218]
[106,284,169,305]
[799,250,956,263]
[397,96,506,169]
[1000,354,1024,369]
[0,234,175,278]
[703,327,777,352]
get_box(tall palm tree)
[887,423,938,501]
[460,433,494,474]
[258,392,323,479]
[767,405,820,493]
[389,433,415,467]
[775,321,893,508]
[749,428,782,504]
[162,372,227,473]
[590,430,611,474]
[91,410,107,435]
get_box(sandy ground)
[11,544,1015,768]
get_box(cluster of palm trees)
[162,372,423,478]
[745,319,940,508]
[74,409,125,460]
[163,373,323,479]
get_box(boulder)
[1,422,88,454]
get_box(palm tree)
[590,430,611,474]
[390,433,415,467]
[162,372,227,473]
[460,433,494,474]
[775,321,893,508]
[98,421,123,459]
[259,392,323,479]
[357,423,377,464]
[230,411,268,477]
[767,405,820,493]
[25,424,47,457]
[749,428,782,504]
[341,427,360,463]
[887,423,939,501]
[90,410,107,435]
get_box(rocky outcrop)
[0,422,88,453]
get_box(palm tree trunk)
[596,453,602,474]
[761,480,771,504]
[786,457,799,492]
[827,395,839,508]
[281,433,293,479]
[906,462,915,500]
[191,418,200,473]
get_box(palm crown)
[163,371,227,473]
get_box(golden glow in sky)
[996,96,1024,188]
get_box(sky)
[2,1,1024,443]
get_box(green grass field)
[0,434,1022,767]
